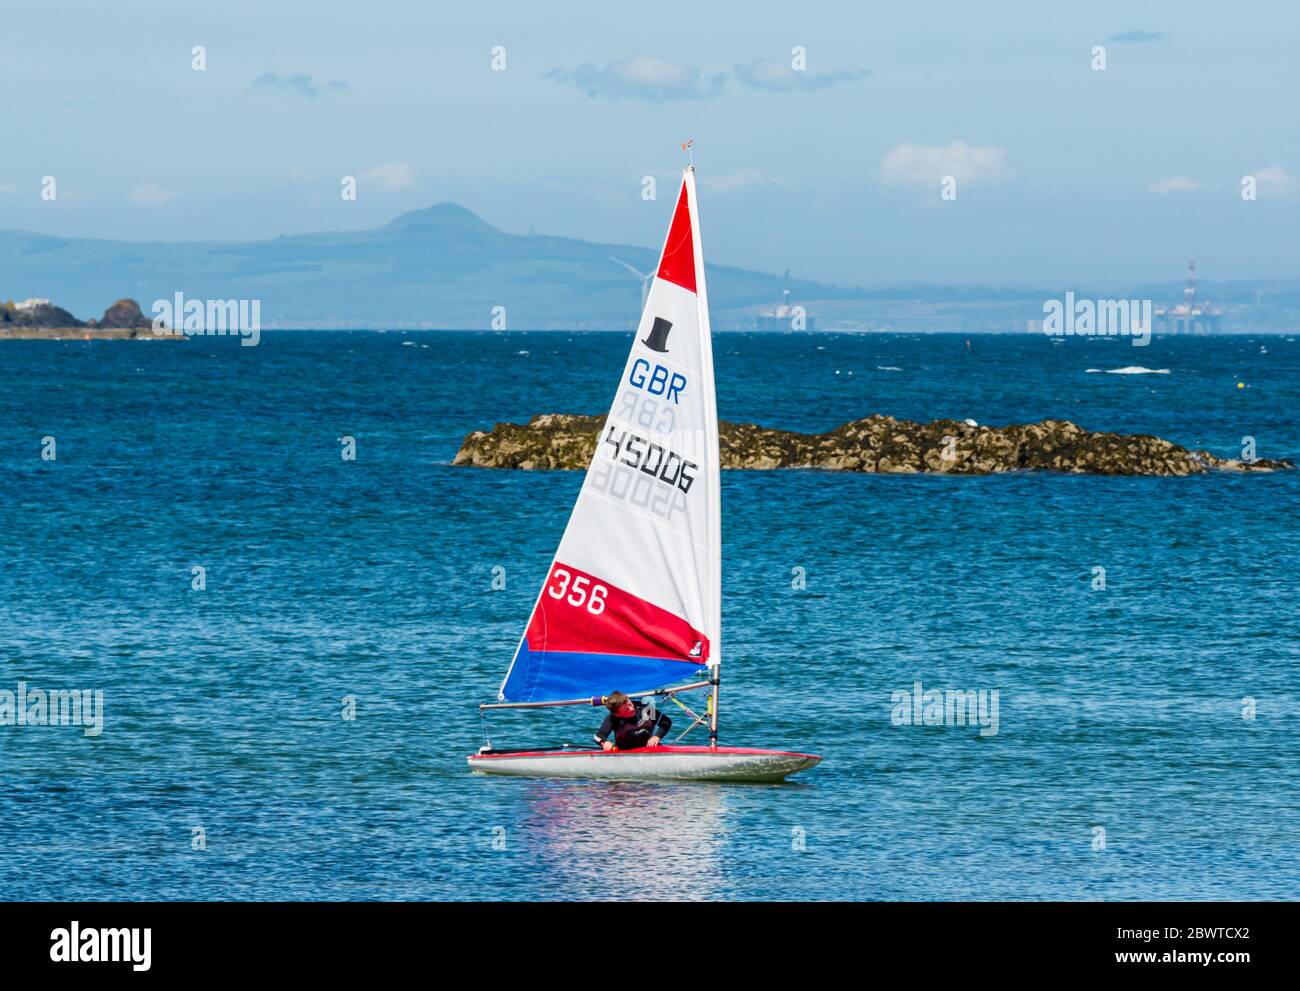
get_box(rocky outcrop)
[90,299,152,329]
[0,301,82,329]
[0,297,168,339]
[454,413,1293,476]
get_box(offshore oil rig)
[1154,261,1223,335]
[756,270,816,332]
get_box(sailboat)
[468,163,821,783]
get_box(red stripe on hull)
[471,745,821,761]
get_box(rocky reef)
[454,413,1292,476]
[92,299,154,330]
[0,298,169,339]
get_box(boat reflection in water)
[515,778,731,900]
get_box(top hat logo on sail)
[642,317,673,353]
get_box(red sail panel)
[655,182,696,294]
[527,561,708,663]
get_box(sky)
[2,0,1298,288]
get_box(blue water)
[1,331,1297,901]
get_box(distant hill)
[0,203,851,330]
[2,205,1298,330]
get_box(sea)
[0,330,1296,901]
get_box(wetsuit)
[594,701,672,749]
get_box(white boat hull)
[468,744,820,783]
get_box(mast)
[684,163,723,749]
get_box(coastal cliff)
[454,413,1292,476]
[0,298,171,340]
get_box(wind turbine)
[610,256,653,313]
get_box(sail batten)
[498,170,721,704]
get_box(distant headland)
[0,298,174,340]
[455,413,1293,476]
[3,206,1299,330]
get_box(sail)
[498,169,722,703]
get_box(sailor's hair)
[603,691,630,711]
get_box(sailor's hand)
[647,736,661,747]
[601,740,614,751]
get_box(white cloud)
[548,56,725,102]
[880,141,1007,189]
[1251,165,1297,197]
[365,163,415,191]
[700,171,782,193]
[734,59,869,92]
[1147,175,1202,194]
[130,184,176,206]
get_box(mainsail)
[498,168,722,703]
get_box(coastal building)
[1154,261,1222,335]
[756,270,816,331]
